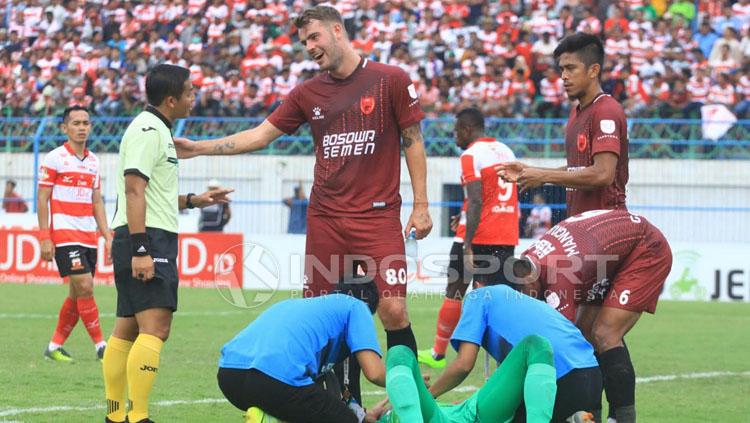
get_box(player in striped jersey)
[38,106,112,362]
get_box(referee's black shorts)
[111,226,179,317]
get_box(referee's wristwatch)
[186,193,196,209]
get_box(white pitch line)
[0,310,245,319]
[1,370,748,417]
[360,370,750,396]
[0,398,228,418]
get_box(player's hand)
[132,255,154,282]
[192,188,235,208]
[422,373,431,388]
[495,161,527,183]
[104,234,113,262]
[450,214,460,233]
[516,167,546,193]
[463,245,475,275]
[365,398,390,422]
[405,205,433,239]
[41,239,55,262]
[174,137,199,159]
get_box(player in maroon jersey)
[509,209,672,423]
[497,33,629,218]
[173,5,432,405]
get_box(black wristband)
[186,193,196,209]
[130,232,150,256]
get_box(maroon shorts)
[602,226,673,314]
[303,213,407,298]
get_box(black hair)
[553,32,604,71]
[6,179,16,188]
[331,276,379,314]
[456,107,485,132]
[145,64,191,107]
[61,105,89,123]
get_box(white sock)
[95,341,107,350]
[48,342,61,351]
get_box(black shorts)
[54,245,97,277]
[513,366,603,422]
[217,367,357,423]
[111,226,179,317]
[448,242,515,286]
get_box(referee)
[102,64,232,423]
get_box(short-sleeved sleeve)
[460,152,480,185]
[38,153,58,186]
[267,86,306,134]
[122,131,161,181]
[590,102,626,157]
[450,291,488,352]
[390,68,425,130]
[345,301,382,357]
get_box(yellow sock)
[102,336,133,422]
[126,334,164,422]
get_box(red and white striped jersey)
[687,76,711,102]
[225,80,246,102]
[540,77,565,104]
[711,58,738,78]
[738,75,750,101]
[187,0,207,16]
[605,38,630,58]
[455,137,519,246]
[708,85,736,106]
[206,4,229,21]
[460,80,488,101]
[732,2,750,23]
[628,37,652,69]
[133,4,157,25]
[486,80,510,100]
[38,143,100,248]
[207,22,226,41]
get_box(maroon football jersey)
[522,209,662,318]
[564,94,629,217]
[267,58,424,217]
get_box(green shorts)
[112,226,179,317]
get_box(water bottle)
[405,228,418,274]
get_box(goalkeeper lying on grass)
[365,335,558,423]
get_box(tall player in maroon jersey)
[510,209,673,423]
[497,33,628,218]
[174,5,432,403]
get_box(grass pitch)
[0,283,748,422]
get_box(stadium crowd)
[1,0,749,120]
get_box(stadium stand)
[1,0,749,121]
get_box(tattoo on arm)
[401,124,424,149]
[213,140,236,155]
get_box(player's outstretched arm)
[356,349,386,387]
[528,152,617,192]
[428,341,479,399]
[174,119,284,158]
[178,188,234,210]
[401,123,433,239]
[497,153,615,193]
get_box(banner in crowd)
[701,104,737,141]
[0,229,243,288]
